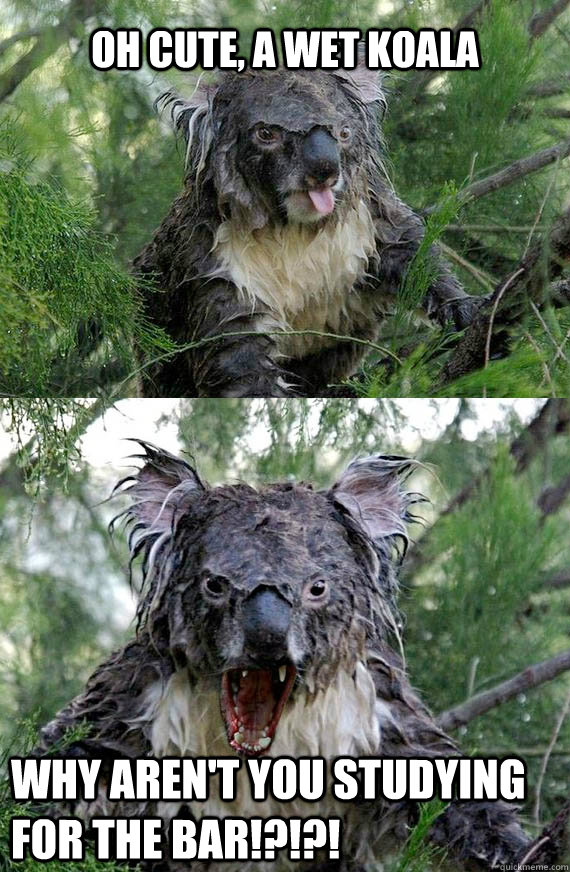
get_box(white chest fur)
[210,201,376,359]
[136,664,383,869]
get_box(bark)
[0,28,44,57]
[529,0,570,38]
[545,569,570,589]
[526,75,570,97]
[537,472,570,516]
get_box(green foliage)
[404,445,570,823]
[357,314,570,398]
[177,398,404,484]
[0,132,175,395]
[0,723,124,872]
[0,399,89,494]
[389,800,448,872]
[392,182,462,340]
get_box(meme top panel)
[1,4,569,398]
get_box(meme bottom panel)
[1,398,569,870]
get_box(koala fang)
[134,59,484,397]
[37,442,538,872]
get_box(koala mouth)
[307,187,336,215]
[220,666,296,756]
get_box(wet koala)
[38,442,548,871]
[134,62,484,397]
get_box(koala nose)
[302,128,340,186]
[242,587,291,661]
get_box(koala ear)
[333,43,384,105]
[112,440,206,553]
[328,455,422,545]
[155,77,218,141]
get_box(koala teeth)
[278,665,286,683]
[233,724,272,752]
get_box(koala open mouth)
[220,666,296,755]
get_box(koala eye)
[303,577,329,606]
[339,125,352,143]
[254,125,281,146]
[201,574,229,601]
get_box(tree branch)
[0,25,68,103]
[543,108,570,119]
[441,206,570,383]
[526,74,570,97]
[537,471,570,516]
[511,398,570,470]
[424,141,570,215]
[529,0,570,38]
[545,569,570,589]
[0,0,103,103]
[0,28,44,57]
[437,648,570,731]
[551,278,570,306]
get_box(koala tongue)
[236,670,276,740]
[308,187,335,215]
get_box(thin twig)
[483,268,525,369]
[516,836,550,871]
[466,657,480,698]
[438,242,496,291]
[523,169,558,259]
[119,328,402,394]
[442,207,570,384]
[529,300,570,364]
[447,223,548,233]
[523,330,556,396]
[552,327,570,365]
[533,679,570,827]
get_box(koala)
[134,61,484,397]
[35,442,560,871]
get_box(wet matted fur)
[35,442,552,871]
[134,60,484,397]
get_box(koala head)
[115,442,419,756]
[160,59,385,229]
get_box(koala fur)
[134,62,484,397]
[36,442,541,871]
